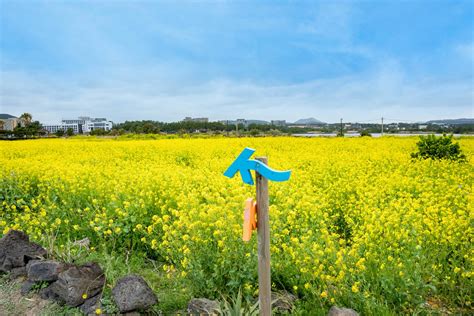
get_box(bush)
[360,130,372,137]
[249,129,260,136]
[90,128,110,136]
[411,134,466,161]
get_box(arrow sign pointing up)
[224,147,291,185]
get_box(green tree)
[411,134,466,161]
[27,121,44,136]
[66,128,74,137]
[55,129,65,137]
[90,128,109,136]
[19,113,32,127]
[13,120,43,138]
[249,129,260,136]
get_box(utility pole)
[340,118,343,136]
[381,117,384,136]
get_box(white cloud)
[1,62,472,124]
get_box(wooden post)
[256,157,271,316]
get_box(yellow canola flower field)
[0,137,473,312]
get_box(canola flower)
[0,137,473,312]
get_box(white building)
[42,117,113,134]
[0,114,20,131]
[83,117,113,133]
[43,124,66,134]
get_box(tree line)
[2,114,473,139]
[113,120,312,135]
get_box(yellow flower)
[352,282,360,293]
[82,293,88,299]
[1,136,472,310]
[95,308,101,315]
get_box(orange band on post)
[243,198,257,242]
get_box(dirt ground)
[0,277,55,316]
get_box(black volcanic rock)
[0,230,47,273]
[49,262,105,307]
[27,260,70,282]
[112,275,158,312]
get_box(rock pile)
[0,230,158,315]
[1,230,359,316]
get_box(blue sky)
[0,0,473,123]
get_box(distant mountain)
[293,117,325,125]
[426,118,474,125]
[0,114,17,119]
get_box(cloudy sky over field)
[1,1,473,123]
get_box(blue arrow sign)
[224,147,291,185]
